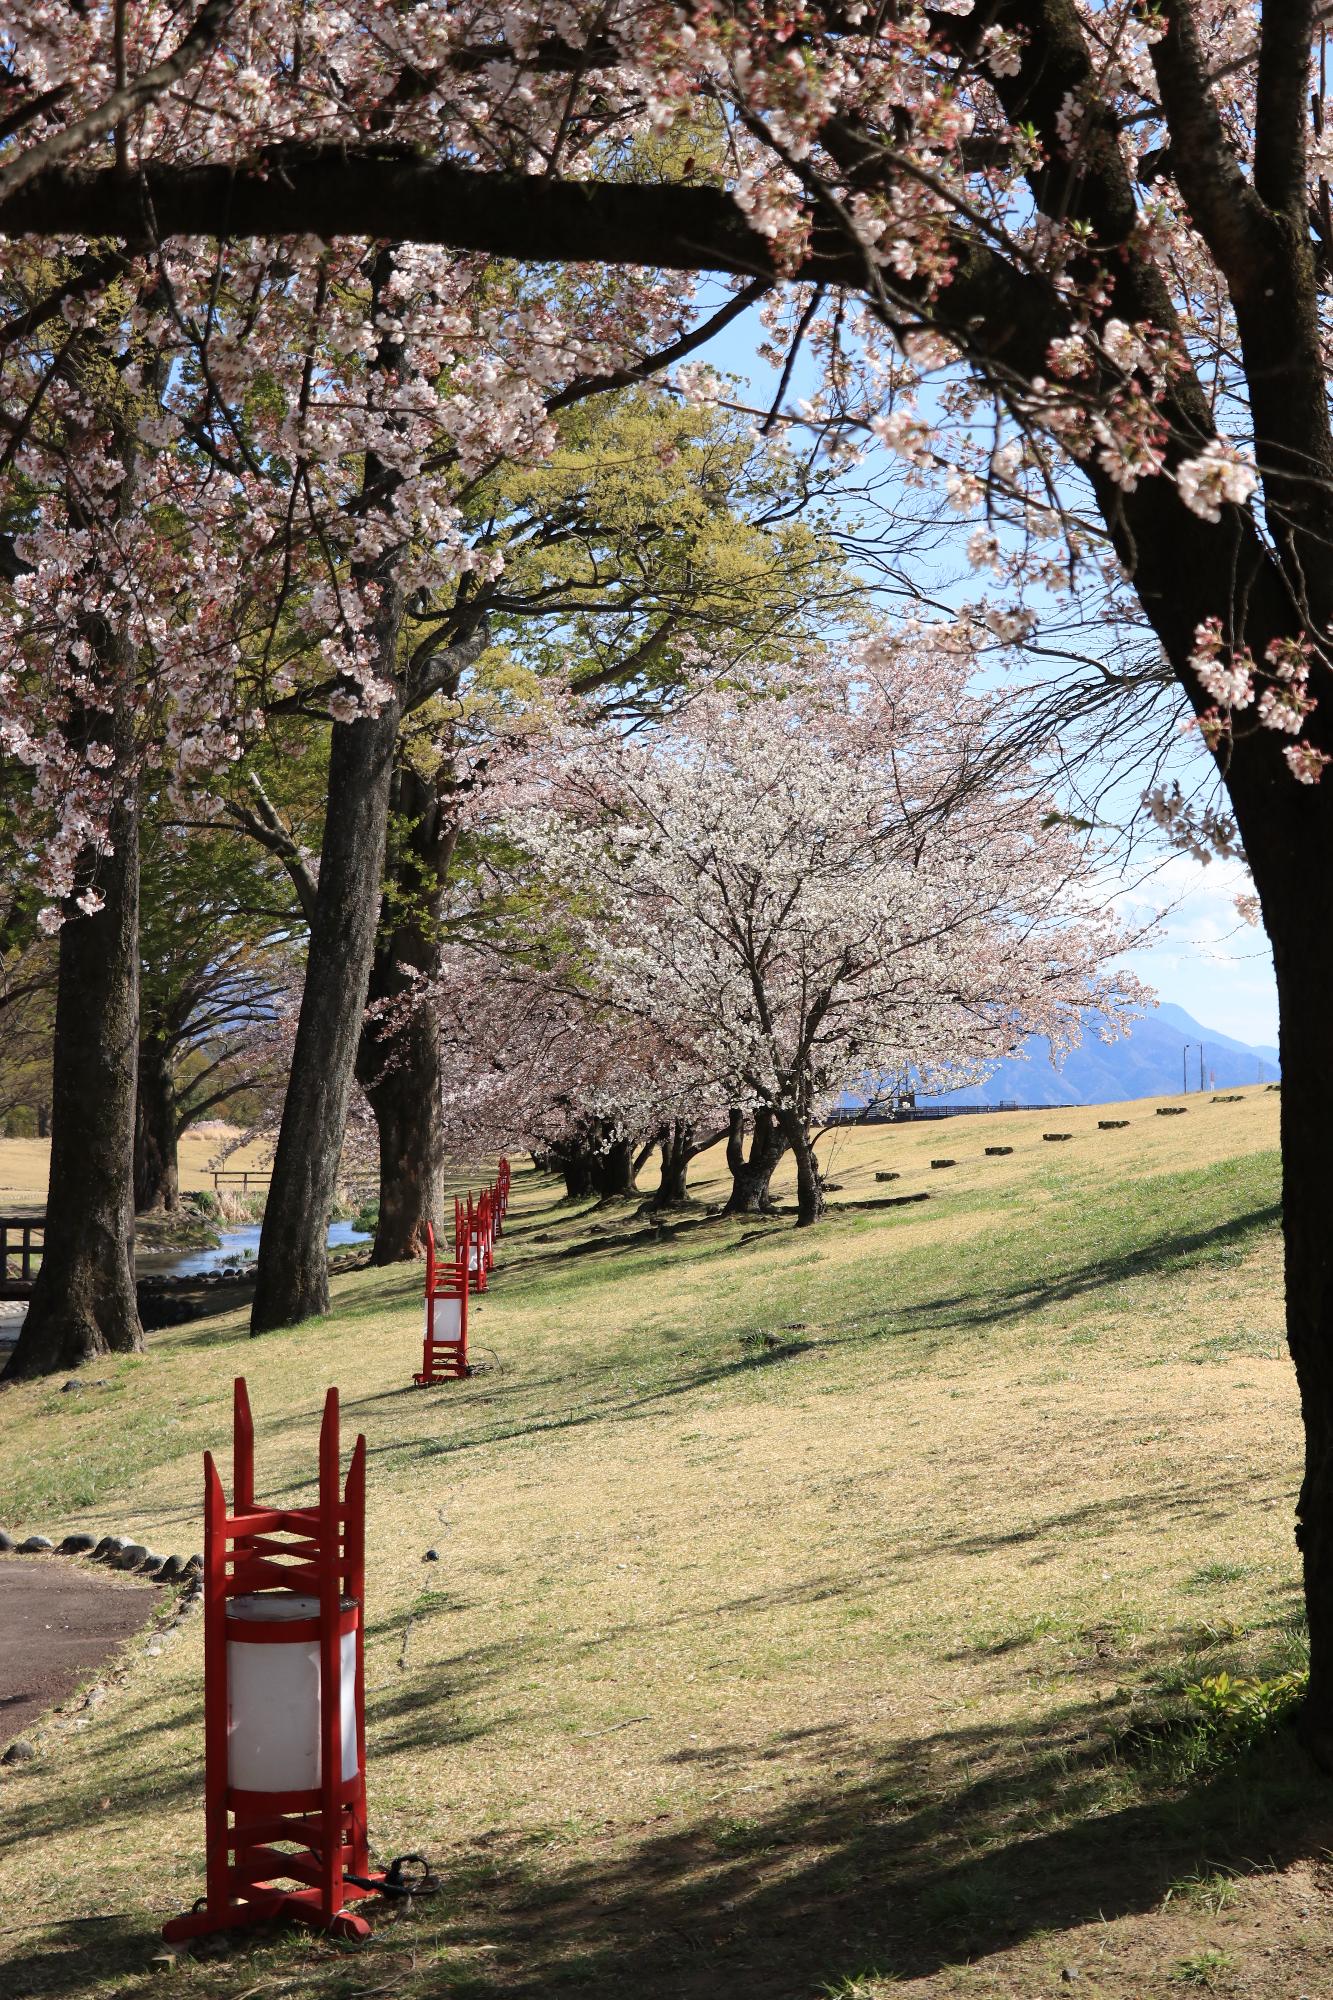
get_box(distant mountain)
[913,1003,1279,1109]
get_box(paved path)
[0,1558,154,1749]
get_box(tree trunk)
[651,1121,693,1208]
[589,1133,637,1200]
[354,757,452,1264]
[779,1109,825,1229]
[134,1039,179,1214]
[723,1108,786,1216]
[252,245,419,1334]
[361,1001,444,1263]
[3,771,143,1380]
[250,693,403,1331]
[1252,829,1333,1762]
[551,1124,637,1200]
[557,1151,594,1199]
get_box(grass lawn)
[3,1085,1330,1999]
[0,1127,275,1214]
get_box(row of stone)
[0,1526,203,1588]
[139,1249,372,1295]
[137,1251,373,1330]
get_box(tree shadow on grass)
[354,1468,1287,1731]
[0,1720,202,1855]
[828,1201,1282,1353]
[493,1195,1279,1339]
[3,1621,1321,2000]
[431,1697,1330,2000]
[0,1916,157,2000]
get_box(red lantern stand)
[464,1194,488,1294]
[163,1379,381,1945]
[414,1221,470,1384]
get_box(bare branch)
[223,775,318,925]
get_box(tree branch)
[545,275,771,415]
[1151,0,1273,285]
[404,622,491,712]
[0,152,840,276]
[1254,0,1318,214]
[223,774,318,925]
[0,0,239,204]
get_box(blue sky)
[691,298,1282,1050]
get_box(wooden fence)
[0,1216,43,1299]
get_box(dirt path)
[0,1558,155,1749]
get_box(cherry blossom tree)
[521,648,1144,1226]
[416,944,701,1193]
[0,231,731,1354]
[14,0,1333,1740]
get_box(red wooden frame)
[163,1379,380,1945]
[414,1221,470,1384]
[412,1162,511,1383]
[463,1193,487,1294]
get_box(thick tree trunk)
[723,1108,786,1216]
[3,774,143,1380]
[251,694,402,1330]
[590,1135,637,1200]
[551,1124,637,1200]
[134,1039,179,1214]
[1254,830,1333,1763]
[361,1002,444,1263]
[557,1152,594,1200]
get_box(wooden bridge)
[211,1169,377,1198]
[211,1168,271,1195]
[0,1217,43,1301]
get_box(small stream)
[139,1220,370,1281]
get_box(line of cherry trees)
[0,307,1134,1380]
[431,651,1140,1228]
[0,352,870,1375]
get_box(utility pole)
[1199,1043,1205,1093]
[1182,1043,1191,1094]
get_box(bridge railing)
[0,1215,44,1299]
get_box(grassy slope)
[3,1086,1329,2000]
[0,1128,273,1213]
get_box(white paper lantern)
[226,1593,358,1792]
[426,1296,462,1341]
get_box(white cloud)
[1114,851,1277,1047]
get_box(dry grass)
[0,1127,272,1214]
[2,1084,1327,2000]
